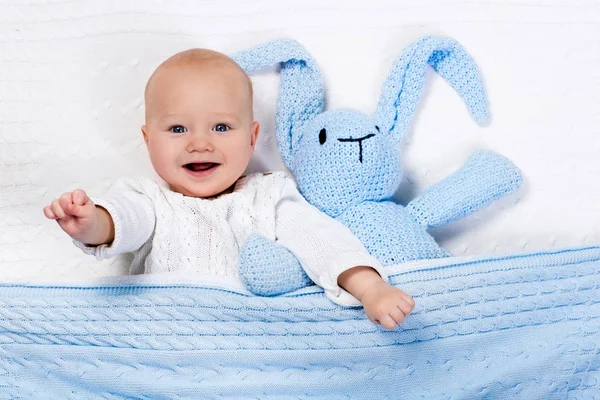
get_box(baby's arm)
[44,178,156,259]
[274,176,414,329]
[43,190,114,245]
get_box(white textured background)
[0,0,599,281]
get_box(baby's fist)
[361,282,415,330]
[43,190,97,241]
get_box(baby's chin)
[169,181,236,199]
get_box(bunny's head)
[234,36,489,217]
[291,109,402,217]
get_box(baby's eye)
[213,124,230,132]
[170,125,187,134]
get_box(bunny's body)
[337,200,450,265]
[233,36,522,296]
[293,108,450,265]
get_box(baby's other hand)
[43,190,98,242]
[361,281,415,330]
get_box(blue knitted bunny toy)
[233,36,523,296]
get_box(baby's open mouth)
[183,162,220,172]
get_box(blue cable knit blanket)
[1,246,599,399]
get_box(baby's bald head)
[144,48,253,122]
[140,48,260,198]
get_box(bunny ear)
[373,35,490,143]
[232,39,324,169]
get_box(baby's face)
[142,60,258,198]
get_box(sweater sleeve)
[274,175,388,307]
[72,177,156,260]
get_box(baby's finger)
[72,189,89,206]
[50,200,66,219]
[43,205,56,219]
[68,200,95,218]
[378,314,398,330]
[58,192,74,211]
[396,290,416,308]
[390,306,407,325]
[398,300,414,317]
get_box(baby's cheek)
[230,140,254,161]
[149,148,167,170]
[148,143,178,178]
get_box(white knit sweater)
[74,172,386,306]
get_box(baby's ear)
[141,125,149,145]
[250,122,260,148]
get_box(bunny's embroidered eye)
[375,125,380,132]
[319,128,327,145]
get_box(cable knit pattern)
[0,246,598,398]
[72,172,384,306]
[233,36,523,291]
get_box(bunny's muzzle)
[337,133,376,163]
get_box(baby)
[43,48,414,330]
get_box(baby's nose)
[186,133,214,152]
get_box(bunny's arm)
[239,233,312,296]
[405,150,523,229]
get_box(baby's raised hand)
[361,281,415,330]
[43,190,98,243]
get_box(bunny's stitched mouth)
[337,133,375,163]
